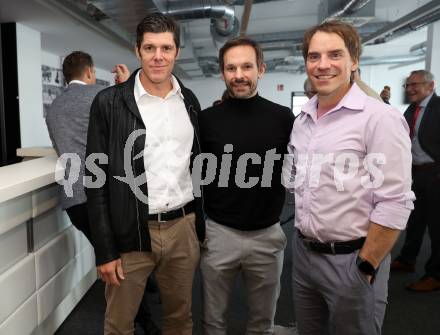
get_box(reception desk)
[0,157,96,335]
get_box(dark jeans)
[397,165,440,279]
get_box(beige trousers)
[104,213,200,335]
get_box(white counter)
[0,157,96,335]
[0,157,62,203]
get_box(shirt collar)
[134,69,183,102]
[69,80,87,85]
[301,82,366,118]
[419,92,434,108]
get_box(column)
[426,20,440,82]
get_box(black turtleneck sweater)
[199,94,294,231]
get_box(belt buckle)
[157,213,166,223]
[330,242,336,254]
[303,239,312,251]
[182,206,186,217]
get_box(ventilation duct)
[363,0,440,45]
[410,41,427,56]
[166,1,239,42]
[320,0,375,26]
[326,0,372,18]
[359,55,425,66]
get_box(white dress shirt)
[134,70,194,214]
[68,80,87,85]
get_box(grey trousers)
[200,218,287,335]
[292,230,390,335]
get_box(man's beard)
[226,79,257,99]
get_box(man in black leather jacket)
[85,13,205,335]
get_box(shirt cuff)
[370,200,414,230]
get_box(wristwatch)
[356,256,377,281]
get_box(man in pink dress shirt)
[286,21,414,335]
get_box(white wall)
[427,21,440,83]
[259,72,307,107]
[16,23,49,148]
[41,51,60,70]
[365,61,425,113]
[41,51,114,84]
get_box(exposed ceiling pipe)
[346,0,372,14]
[363,0,440,45]
[371,10,440,44]
[388,58,426,70]
[359,55,425,66]
[166,1,234,21]
[410,41,427,56]
[239,0,253,36]
[166,1,239,42]
[324,0,372,21]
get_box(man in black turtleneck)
[198,37,294,335]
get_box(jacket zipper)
[189,105,206,217]
[132,117,142,251]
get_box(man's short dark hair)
[136,13,180,51]
[302,20,361,64]
[62,51,94,84]
[219,37,264,73]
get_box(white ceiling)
[0,0,436,74]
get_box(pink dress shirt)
[286,83,415,242]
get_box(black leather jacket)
[85,69,205,266]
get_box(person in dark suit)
[45,51,160,334]
[391,69,440,292]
